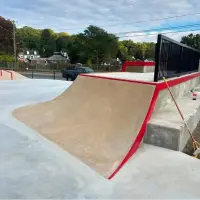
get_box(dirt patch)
[183,121,200,159]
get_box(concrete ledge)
[144,93,200,151]
[154,76,200,112]
[126,66,155,73]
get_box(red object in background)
[193,93,198,97]
[121,61,155,72]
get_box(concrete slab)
[125,65,155,73]
[111,144,200,199]
[90,72,154,81]
[0,123,108,199]
[0,80,110,199]
[0,79,200,198]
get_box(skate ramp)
[0,70,27,80]
[13,75,155,177]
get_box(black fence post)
[53,71,56,80]
[154,34,162,82]
[178,46,183,74]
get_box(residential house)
[47,51,69,64]
[18,50,40,62]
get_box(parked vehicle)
[61,66,94,81]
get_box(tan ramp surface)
[0,70,27,80]
[13,75,155,177]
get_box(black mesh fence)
[154,34,200,82]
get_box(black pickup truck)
[61,66,94,81]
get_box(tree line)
[0,16,199,64]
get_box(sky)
[0,0,200,42]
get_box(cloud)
[0,0,200,41]
[122,30,200,43]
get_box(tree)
[0,16,13,54]
[181,34,200,50]
[145,42,155,60]
[56,35,70,52]
[41,29,56,57]
[17,26,41,51]
[81,25,119,63]
[118,40,155,61]
[1,15,158,63]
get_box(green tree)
[145,42,155,60]
[181,34,200,50]
[41,29,56,57]
[17,26,41,51]
[56,35,70,52]
[72,25,119,64]
[0,16,13,54]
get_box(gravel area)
[183,121,200,159]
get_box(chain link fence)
[0,61,122,80]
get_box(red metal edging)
[156,72,200,91]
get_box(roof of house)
[28,58,47,61]
[47,55,69,61]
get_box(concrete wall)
[144,74,200,152]
[126,66,155,73]
[144,98,200,151]
[154,76,200,113]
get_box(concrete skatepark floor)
[0,78,200,199]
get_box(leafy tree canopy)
[181,34,200,50]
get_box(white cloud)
[122,30,200,43]
[0,0,200,41]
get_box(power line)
[115,23,200,35]
[64,12,200,31]
[101,12,200,28]
[118,28,200,38]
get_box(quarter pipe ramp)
[13,75,156,177]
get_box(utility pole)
[12,20,17,68]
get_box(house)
[28,58,48,66]
[18,50,40,62]
[47,51,69,64]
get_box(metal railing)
[154,34,200,82]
